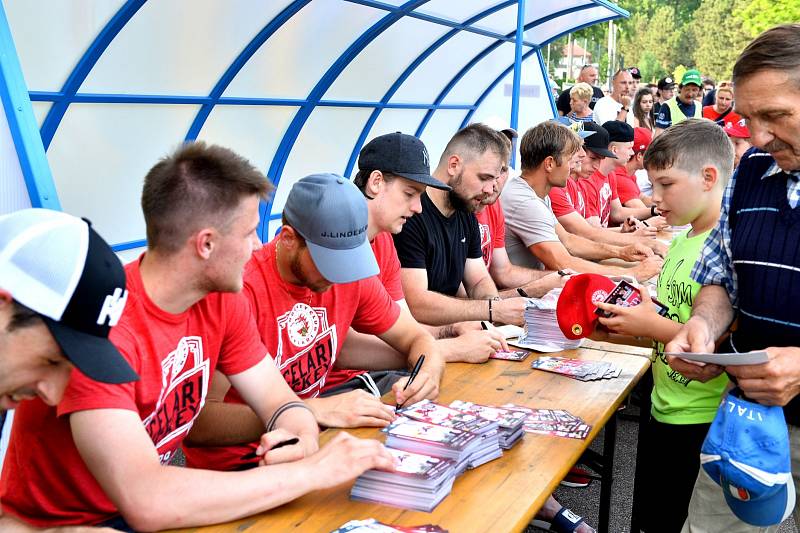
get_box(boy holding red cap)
[590,119,735,532]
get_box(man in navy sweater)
[666,24,800,531]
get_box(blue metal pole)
[0,3,60,209]
[509,0,525,168]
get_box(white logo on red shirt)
[142,336,210,463]
[598,182,612,227]
[276,305,338,397]
[285,303,320,348]
[478,222,492,267]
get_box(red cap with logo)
[724,118,750,139]
[556,274,617,339]
[633,127,652,153]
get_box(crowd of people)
[0,21,798,533]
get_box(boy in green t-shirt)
[592,119,735,533]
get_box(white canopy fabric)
[0,0,627,255]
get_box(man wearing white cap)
[1,144,395,532]
[0,208,138,533]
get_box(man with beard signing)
[392,124,528,328]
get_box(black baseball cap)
[658,77,676,91]
[0,209,138,384]
[628,67,642,80]
[602,120,635,143]
[582,122,617,159]
[358,132,450,190]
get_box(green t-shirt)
[651,229,729,424]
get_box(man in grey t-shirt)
[503,174,559,270]
[502,121,662,281]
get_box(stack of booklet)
[529,356,621,381]
[395,400,503,469]
[501,404,592,440]
[448,400,526,449]
[331,517,448,532]
[351,400,519,512]
[350,448,456,512]
[510,290,582,352]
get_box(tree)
[691,0,752,81]
[737,0,800,36]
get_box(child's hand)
[596,299,658,338]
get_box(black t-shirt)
[392,193,482,296]
[556,85,605,115]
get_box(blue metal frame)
[8,0,630,249]
[537,48,558,117]
[38,0,146,150]
[508,0,525,168]
[414,3,598,138]
[261,0,429,241]
[29,91,475,110]
[184,0,310,142]
[343,0,516,178]
[344,0,540,48]
[459,48,539,130]
[0,3,60,209]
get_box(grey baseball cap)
[283,173,379,284]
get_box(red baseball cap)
[556,274,617,339]
[724,118,750,139]
[633,127,652,153]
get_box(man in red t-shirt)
[614,127,650,207]
[0,209,139,533]
[550,122,667,257]
[581,121,657,228]
[184,173,443,472]
[702,85,740,126]
[0,144,394,531]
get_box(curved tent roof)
[0,0,628,256]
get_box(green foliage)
[738,0,800,36]
[637,51,661,84]
[691,0,752,81]
[550,0,798,87]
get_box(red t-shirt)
[322,232,405,391]
[580,170,619,227]
[0,257,266,527]
[549,178,587,219]
[184,239,400,471]
[613,166,642,205]
[702,105,741,125]
[474,199,506,269]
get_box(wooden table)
[167,345,649,533]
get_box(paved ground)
[526,405,796,533]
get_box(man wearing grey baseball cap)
[184,173,444,471]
